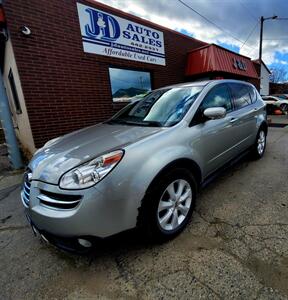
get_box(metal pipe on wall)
[0,70,23,169]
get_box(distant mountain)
[113,87,148,98]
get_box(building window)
[8,69,22,114]
[109,68,152,102]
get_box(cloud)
[94,0,288,67]
[274,59,288,65]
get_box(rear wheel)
[137,168,197,241]
[251,128,267,159]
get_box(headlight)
[59,150,124,189]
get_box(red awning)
[186,44,258,79]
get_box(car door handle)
[230,117,238,123]
[248,107,258,114]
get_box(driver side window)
[200,85,232,112]
[191,84,232,126]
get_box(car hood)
[29,123,162,184]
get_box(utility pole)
[258,15,278,91]
[259,16,264,64]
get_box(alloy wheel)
[257,130,266,155]
[157,179,192,231]
[281,104,288,112]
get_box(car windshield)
[108,86,203,127]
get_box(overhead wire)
[177,0,255,49]
[177,0,287,62]
[240,20,259,50]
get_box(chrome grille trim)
[37,192,81,210]
[37,194,80,205]
[23,189,30,198]
[21,171,32,207]
[24,182,31,191]
[21,191,29,207]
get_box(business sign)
[77,3,166,66]
[232,58,247,71]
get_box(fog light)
[78,238,92,248]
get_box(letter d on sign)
[85,8,120,41]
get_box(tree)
[269,66,288,83]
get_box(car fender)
[123,144,203,223]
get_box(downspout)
[0,72,23,169]
[0,2,23,169]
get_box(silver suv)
[21,80,267,251]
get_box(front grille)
[38,190,82,210]
[21,171,32,206]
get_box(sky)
[95,0,288,71]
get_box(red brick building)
[0,0,260,154]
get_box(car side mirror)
[203,107,227,120]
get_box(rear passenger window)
[249,86,257,103]
[230,83,253,109]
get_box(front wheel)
[251,128,267,159]
[137,168,197,241]
[280,103,288,113]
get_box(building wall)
[3,38,36,153]
[260,64,270,95]
[270,83,288,94]
[3,0,205,149]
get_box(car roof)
[155,79,254,91]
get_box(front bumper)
[26,214,100,253]
[22,179,132,239]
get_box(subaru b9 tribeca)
[21,80,267,250]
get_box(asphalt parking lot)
[0,127,288,300]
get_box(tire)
[251,128,267,159]
[137,168,197,242]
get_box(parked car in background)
[262,95,288,113]
[272,94,288,100]
[21,80,267,252]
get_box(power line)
[177,0,256,49]
[239,0,258,21]
[246,47,257,57]
[263,38,288,40]
[240,20,259,50]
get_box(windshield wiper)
[141,121,163,127]
[106,119,129,125]
[106,119,162,127]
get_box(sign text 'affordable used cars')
[77,3,166,66]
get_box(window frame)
[249,86,257,104]
[8,69,22,114]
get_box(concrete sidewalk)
[0,144,23,190]
[0,144,9,171]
